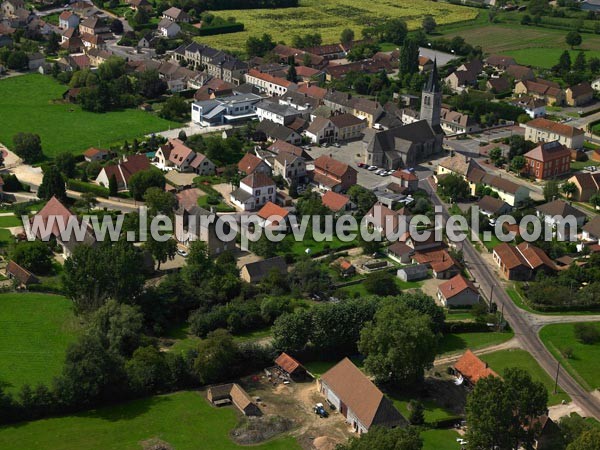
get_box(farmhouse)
[240,256,287,284]
[319,358,406,434]
[454,350,498,387]
[6,260,38,288]
[437,274,480,308]
[207,384,261,416]
[493,242,556,281]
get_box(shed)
[274,352,309,380]
[207,383,261,416]
[6,260,38,288]
[397,264,428,282]
[240,256,287,284]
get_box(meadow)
[0,293,79,392]
[0,391,300,450]
[540,323,600,392]
[0,74,177,158]
[437,331,514,355]
[481,349,570,405]
[197,0,477,52]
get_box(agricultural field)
[540,323,600,392]
[441,23,600,68]
[197,0,477,52]
[0,293,79,393]
[0,74,177,158]
[0,391,300,450]
[481,349,570,405]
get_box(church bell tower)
[420,59,441,129]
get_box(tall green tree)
[422,15,437,34]
[11,241,54,275]
[339,426,422,450]
[543,179,560,202]
[566,31,582,49]
[13,132,43,163]
[144,236,177,270]
[193,329,239,384]
[340,28,355,46]
[108,174,118,196]
[38,165,66,201]
[55,152,77,179]
[399,37,420,75]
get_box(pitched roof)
[388,241,414,257]
[297,83,327,99]
[506,64,534,80]
[477,195,509,215]
[485,55,516,67]
[321,191,350,212]
[526,117,584,138]
[455,350,498,384]
[481,174,522,195]
[583,216,600,238]
[6,260,38,286]
[314,155,354,178]
[321,358,406,429]
[238,153,266,174]
[247,69,294,88]
[487,76,512,93]
[536,199,586,219]
[274,352,304,374]
[241,172,275,189]
[243,256,287,280]
[306,116,333,135]
[257,201,289,220]
[83,147,108,158]
[392,169,418,181]
[34,196,76,238]
[524,141,571,162]
[59,10,74,20]
[267,141,307,158]
[567,81,594,98]
[438,274,478,300]
[516,242,556,271]
[164,138,194,166]
[330,113,365,129]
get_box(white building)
[230,172,276,211]
[191,93,263,126]
[158,18,181,38]
[256,101,302,126]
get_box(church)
[362,61,445,170]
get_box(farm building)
[240,256,287,284]
[274,352,309,380]
[319,358,406,434]
[397,264,428,282]
[387,242,414,264]
[6,260,38,288]
[454,350,498,387]
[207,383,261,416]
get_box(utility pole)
[489,284,494,312]
[554,361,561,394]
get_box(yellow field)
[195,0,477,52]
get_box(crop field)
[197,0,477,52]
[0,293,79,392]
[0,74,177,158]
[441,23,600,68]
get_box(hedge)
[442,321,491,333]
[195,22,244,36]
[67,179,110,198]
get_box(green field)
[339,277,423,296]
[438,331,514,355]
[0,391,300,450]
[540,323,600,392]
[441,23,600,69]
[196,0,477,52]
[481,349,570,405]
[0,293,79,392]
[422,429,462,450]
[388,390,457,424]
[0,74,177,158]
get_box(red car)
[357,162,365,168]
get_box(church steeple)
[420,59,441,129]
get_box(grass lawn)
[540,323,600,392]
[507,286,600,316]
[197,0,477,52]
[481,349,570,405]
[0,293,79,392]
[283,232,356,257]
[387,389,457,424]
[0,214,23,228]
[339,278,423,296]
[0,228,14,246]
[422,429,462,450]
[437,331,514,355]
[479,231,502,251]
[0,74,177,158]
[572,159,600,171]
[0,391,300,450]
[445,309,475,322]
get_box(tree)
[465,368,548,450]
[133,8,149,25]
[126,346,168,394]
[272,310,311,352]
[510,155,526,173]
[521,14,532,26]
[6,51,28,70]
[422,15,437,34]
[137,69,167,99]
[561,181,578,200]
[543,179,560,202]
[55,152,77,178]
[245,33,275,57]
[566,31,582,49]
[143,187,176,216]
[558,50,572,73]
[108,174,118,196]
[382,18,408,45]
[408,400,425,425]
[437,173,470,200]
[128,168,166,200]
[560,413,591,446]
[399,37,419,75]
[75,192,98,212]
[193,329,239,384]
[489,147,504,165]
[340,28,355,46]
[159,95,189,121]
[13,132,43,163]
[46,32,60,54]
[400,291,445,334]
[110,18,123,35]
[88,300,144,357]
[286,63,298,83]
[38,166,66,201]
[568,428,600,450]
[590,193,600,209]
[363,271,399,296]
[11,241,53,275]
[574,51,587,73]
[144,236,177,270]
[359,299,438,385]
[288,256,332,296]
[347,185,377,217]
[339,426,422,450]
[574,323,600,344]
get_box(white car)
[368,165,378,171]
[386,170,395,176]
[177,249,189,258]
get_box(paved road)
[420,177,600,419]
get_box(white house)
[437,274,480,308]
[256,101,302,126]
[536,199,587,240]
[156,138,215,174]
[304,117,336,144]
[158,18,181,38]
[191,93,262,126]
[59,10,79,29]
[230,172,276,211]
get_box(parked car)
[368,165,377,171]
[177,249,189,257]
[314,403,329,418]
[357,162,365,168]
[333,142,341,148]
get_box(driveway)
[154,123,233,140]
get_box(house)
[445,68,478,93]
[230,172,276,211]
[193,78,235,101]
[365,203,409,239]
[176,205,235,255]
[257,201,290,229]
[478,173,529,207]
[319,357,407,434]
[476,195,511,217]
[493,242,556,281]
[27,53,45,71]
[1,0,24,17]
[157,18,180,38]
[506,64,535,82]
[418,55,434,73]
[486,76,512,95]
[329,113,367,141]
[79,17,109,35]
[6,260,38,288]
[271,44,326,69]
[388,242,415,264]
[59,11,79,29]
[297,83,327,100]
[515,79,564,106]
[244,69,297,97]
[582,216,600,242]
[255,120,302,145]
[278,90,320,112]
[335,258,356,277]
[484,55,517,71]
[321,191,352,214]
[83,147,110,162]
[568,172,600,202]
[172,43,248,84]
[454,350,498,387]
[510,96,546,119]
[161,6,189,22]
[273,151,306,184]
[437,274,480,308]
[156,138,215,175]
[523,141,571,180]
[81,33,105,50]
[524,118,585,150]
[128,0,152,11]
[311,155,357,193]
[412,248,460,279]
[536,199,586,239]
[238,152,271,176]
[267,141,312,161]
[390,169,418,192]
[240,256,287,283]
[256,100,303,126]
[565,82,594,107]
[95,154,151,191]
[440,108,479,135]
[274,353,308,380]
[191,93,263,126]
[304,117,336,145]
[207,384,261,416]
[396,264,428,282]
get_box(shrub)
[66,179,109,198]
[574,323,600,345]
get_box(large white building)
[230,173,276,211]
[191,93,263,126]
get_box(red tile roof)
[321,191,350,212]
[314,155,354,178]
[526,117,584,138]
[524,141,571,162]
[247,68,294,88]
[238,153,265,174]
[438,274,478,300]
[34,196,76,238]
[241,172,275,189]
[165,138,194,166]
[257,201,289,220]
[296,83,327,99]
[455,350,498,384]
[274,352,304,374]
[6,260,38,286]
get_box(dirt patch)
[313,436,344,450]
[139,438,173,450]
[231,415,294,445]
[548,401,586,422]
